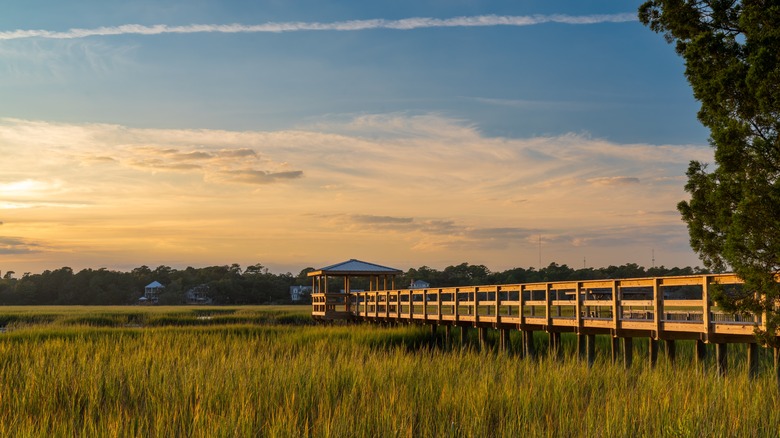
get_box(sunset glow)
[0,1,709,274]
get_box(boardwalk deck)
[313,273,780,379]
[313,274,761,342]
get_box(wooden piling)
[500,328,511,354]
[623,337,633,369]
[478,326,488,351]
[549,332,562,360]
[586,334,596,367]
[524,331,536,359]
[696,340,707,366]
[665,340,676,365]
[611,337,619,364]
[748,343,759,379]
[649,338,658,368]
[577,334,587,363]
[775,346,780,389]
[716,343,728,376]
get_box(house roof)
[145,281,164,289]
[308,259,402,277]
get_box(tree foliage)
[639,0,780,343]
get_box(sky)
[0,0,715,276]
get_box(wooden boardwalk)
[313,273,780,378]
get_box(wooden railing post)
[703,276,712,342]
[423,289,428,321]
[653,277,663,340]
[474,287,480,323]
[545,283,552,330]
[454,288,459,323]
[612,280,620,333]
[575,282,583,332]
[495,286,501,321]
[437,289,442,323]
[519,285,526,328]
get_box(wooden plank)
[550,282,578,290]
[662,322,706,333]
[713,323,758,335]
[663,300,704,308]
[582,300,613,306]
[659,276,709,287]
[583,319,615,329]
[617,279,654,287]
[622,300,654,307]
[551,318,578,327]
[581,280,615,289]
[621,321,655,331]
[525,300,547,306]
[525,317,547,326]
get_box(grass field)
[0,306,777,437]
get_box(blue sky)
[0,1,713,274]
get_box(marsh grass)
[0,307,777,436]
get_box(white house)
[139,281,164,305]
[410,279,430,289]
[290,285,313,302]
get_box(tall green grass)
[0,308,776,436]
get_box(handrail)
[312,273,767,340]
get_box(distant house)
[410,279,430,289]
[185,284,213,305]
[139,281,164,305]
[290,285,313,302]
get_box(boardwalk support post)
[550,332,562,360]
[775,346,780,390]
[578,334,587,363]
[666,340,676,365]
[611,337,619,364]
[500,328,511,354]
[444,325,452,349]
[587,334,596,367]
[524,331,536,360]
[696,340,707,367]
[748,343,759,380]
[716,343,728,376]
[649,339,658,368]
[623,337,633,369]
[478,326,488,351]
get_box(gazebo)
[309,259,402,319]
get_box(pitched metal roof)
[145,281,164,289]
[308,259,402,276]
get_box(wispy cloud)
[0,13,638,41]
[0,114,708,272]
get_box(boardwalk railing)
[312,273,766,343]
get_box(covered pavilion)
[308,259,402,317]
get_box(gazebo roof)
[308,259,402,277]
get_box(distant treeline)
[0,262,708,306]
